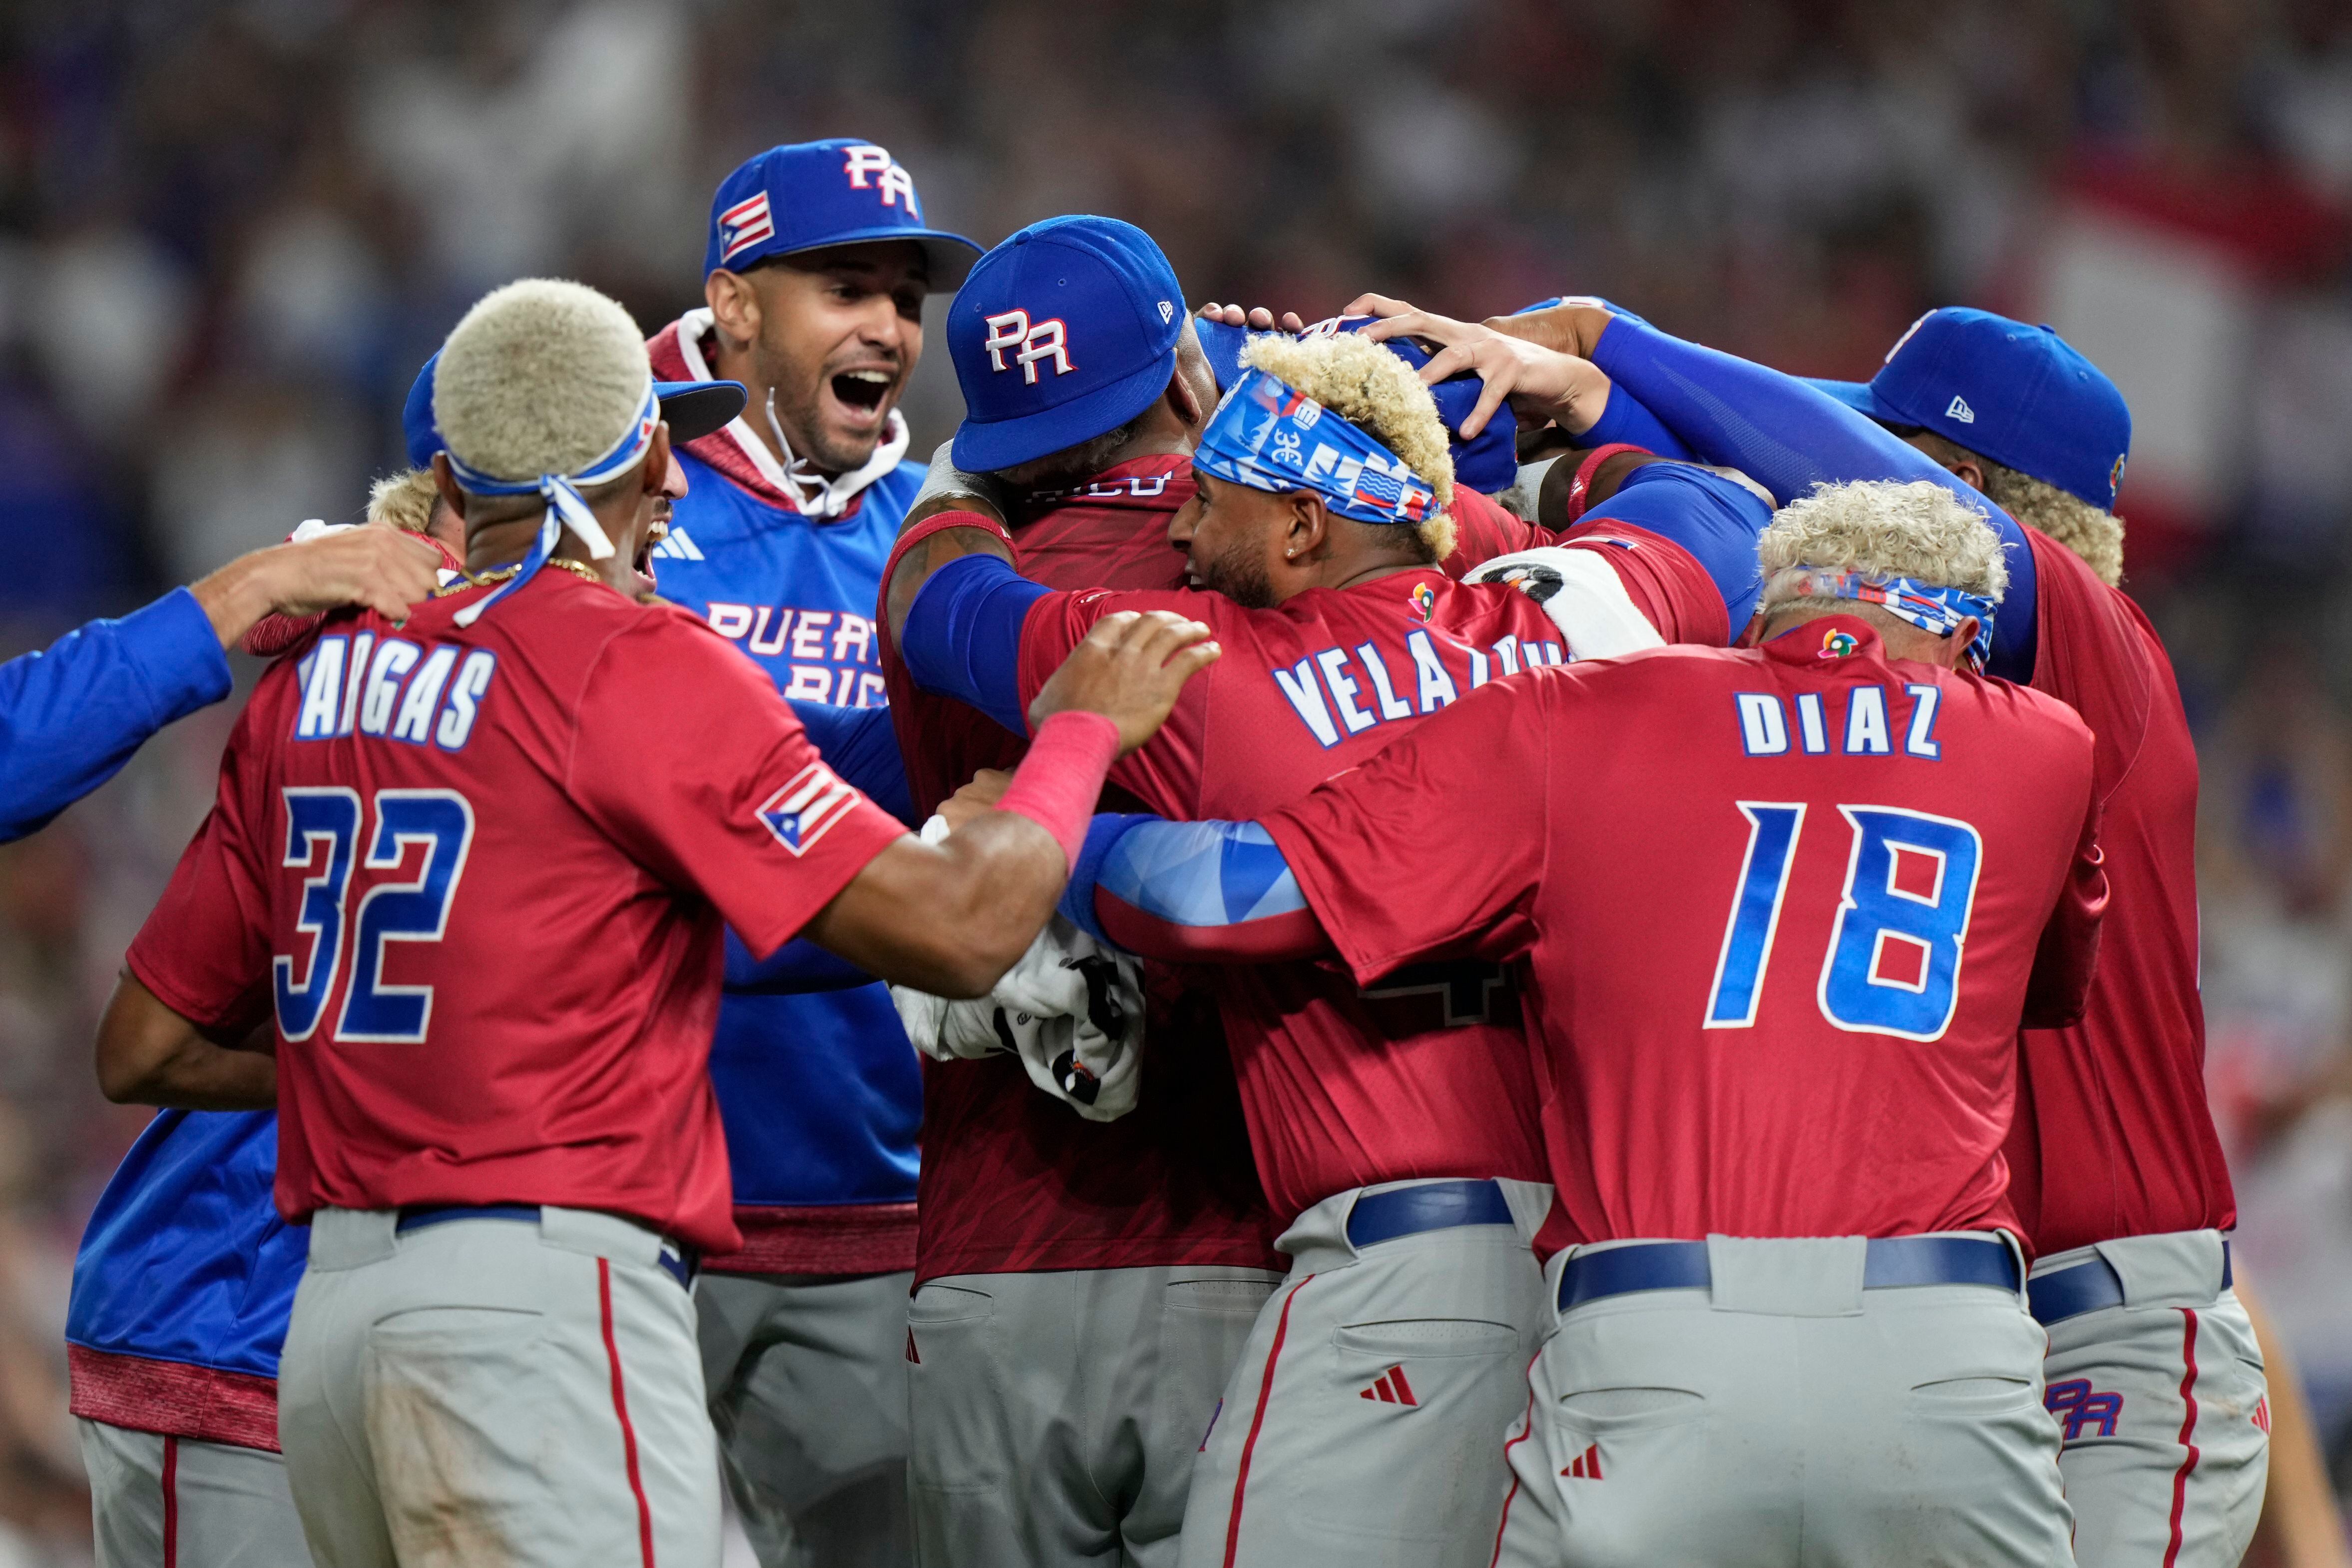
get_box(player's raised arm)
[800,609,1219,996]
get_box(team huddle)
[61,137,2268,1568]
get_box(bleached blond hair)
[1241,332,1458,562]
[1758,479,2008,621]
[1974,459,2124,587]
[365,468,439,533]
[434,279,650,486]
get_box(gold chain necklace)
[433,557,607,598]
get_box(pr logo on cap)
[983,309,1076,384]
[842,144,919,217]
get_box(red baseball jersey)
[881,455,1281,1279]
[1259,617,2105,1254]
[1013,568,1572,1219]
[126,572,907,1256]
[2007,530,2234,1253]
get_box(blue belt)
[2028,1241,2230,1327]
[395,1204,696,1290]
[1346,1179,1516,1249]
[1558,1235,2019,1313]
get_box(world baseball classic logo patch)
[757,763,857,856]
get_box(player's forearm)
[94,974,276,1111]
[1063,815,1332,965]
[883,513,1018,648]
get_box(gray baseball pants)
[2032,1229,2269,1568]
[78,1419,315,1567]
[1178,1178,1554,1568]
[696,1270,914,1568]
[904,1263,1282,1568]
[280,1206,721,1568]
[1494,1233,2075,1568]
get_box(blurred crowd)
[3,0,2352,1557]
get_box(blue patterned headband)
[1772,566,1997,671]
[1195,367,1440,527]
[441,376,661,626]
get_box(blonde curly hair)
[1975,459,2124,587]
[1240,332,1457,562]
[365,468,440,534]
[1758,479,2008,622]
[434,279,650,487]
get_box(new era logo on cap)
[758,762,858,856]
[718,192,775,264]
[1945,394,1976,424]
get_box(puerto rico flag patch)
[718,191,776,264]
[758,762,858,856]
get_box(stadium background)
[1,0,2350,1558]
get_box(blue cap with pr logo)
[1808,307,2132,510]
[705,139,981,290]
[947,215,1187,472]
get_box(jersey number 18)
[1704,801,1983,1042]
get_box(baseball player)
[1470,297,2268,1568]
[1067,480,2109,1568]
[644,138,979,1568]
[65,355,744,1568]
[880,213,1792,1567]
[885,327,1770,1567]
[92,276,1213,1568]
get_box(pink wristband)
[997,710,1122,869]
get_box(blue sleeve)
[1582,463,1774,627]
[1577,385,1695,461]
[0,588,232,843]
[724,929,875,994]
[899,553,1051,737]
[785,701,915,827]
[1589,317,2038,681]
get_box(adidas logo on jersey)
[1944,394,1976,424]
[649,526,704,561]
[1358,1365,1418,1405]
[1563,1443,1604,1480]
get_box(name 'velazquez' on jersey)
[288,632,496,749]
[1276,627,1566,749]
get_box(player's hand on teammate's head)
[1197,303,1308,334]
[1347,297,1598,441]
[940,768,1013,830]
[1029,609,1221,757]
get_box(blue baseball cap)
[947,215,1186,472]
[1193,314,1520,495]
[1808,308,2132,509]
[704,139,980,290]
[403,353,747,469]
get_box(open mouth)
[829,368,896,420]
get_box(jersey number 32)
[274,787,475,1046]
[1704,801,1982,1043]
